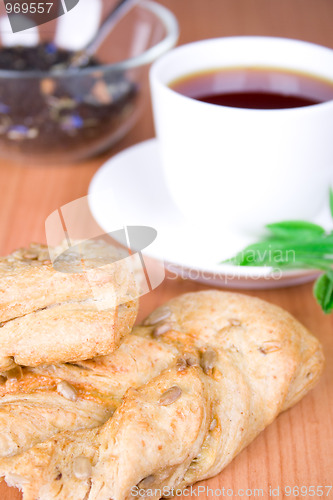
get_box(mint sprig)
[222,189,333,314]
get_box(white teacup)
[150,37,333,234]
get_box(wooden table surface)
[1,0,333,498]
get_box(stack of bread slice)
[0,240,324,500]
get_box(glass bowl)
[0,0,178,163]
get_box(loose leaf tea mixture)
[0,43,138,158]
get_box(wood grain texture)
[0,0,332,498]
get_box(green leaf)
[266,221,325,239]
[285,255,333,271]
[314,270,333,314]
[222,237,333,268]
[220,190,333,313]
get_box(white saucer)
[88,138,332,289]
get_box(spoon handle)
[86,0,139,57]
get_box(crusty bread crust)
[0,291,324,500]
[0,240,138,370]
[0,335,177,459]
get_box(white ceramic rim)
[150,36,333,115]
[88,138,330,285]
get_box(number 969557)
[284,485,332,496]
[5,2,54,14]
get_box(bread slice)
[0,240,138,371]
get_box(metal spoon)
[57,0,139,70]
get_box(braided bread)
[0,291,324,499]
[0,240,138,371]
